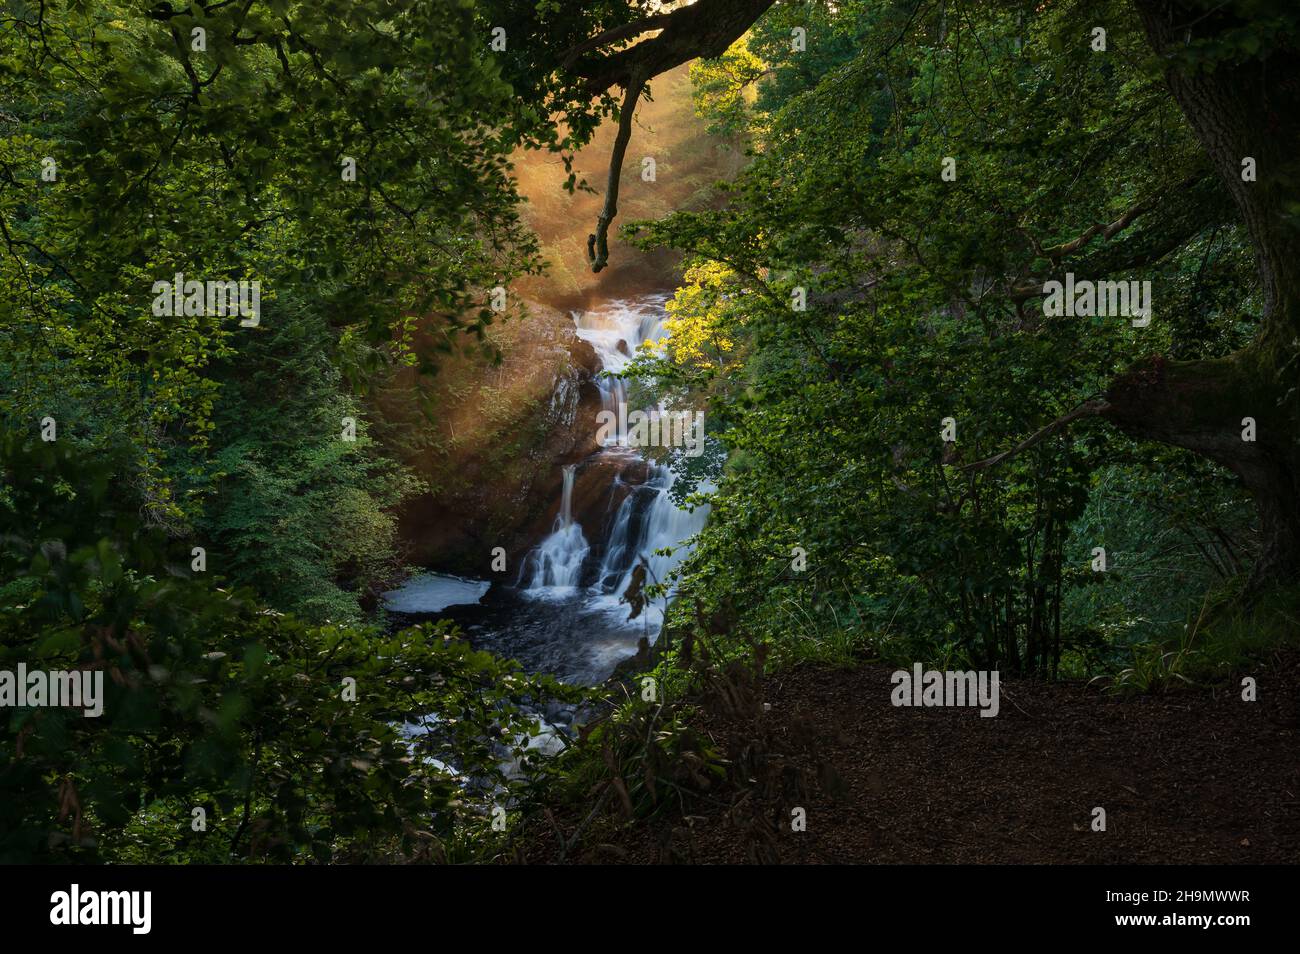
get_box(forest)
[1,0,1297,874]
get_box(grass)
[1100,581,1300,693]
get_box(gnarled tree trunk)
[1103,0,1300,584]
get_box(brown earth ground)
[519,656,1300,864]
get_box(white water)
[519,464,589,591]
[383,299,709,766]
[388,295,711,685]
[383,573,491,614]
[519,295,711,642]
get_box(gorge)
[384,294,710,685]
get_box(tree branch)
[1039,194,1161,260]
[567,0,776,270]
[962,398,1111,472]
[1007,175,1214,300]
[587,71,646,272]
[559,12,677,71]
[569,0,775,95]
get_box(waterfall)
[520,296,710,620]
[518,464,589,591]
[387,294,713,684]
[559,463,577,525]
[595,463,704,601]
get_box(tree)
[558,0,779,269]
[2,0,611,860]
[561,0,1300,587]
[1100,0,1300,585]
[1,0,542,520]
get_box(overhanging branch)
[559,12,677,72]
[587,71,646,272]
[566,0,776,271]
[568,0,776,95]
[962,398,1111,472]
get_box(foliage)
[0,434,581,863]
[197,292,423,624]
[0,0,552,516]
[639,0,1263,677]
[0,0,671,864]
[4,0,1297,867]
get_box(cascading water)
[385,293,710,685]
[594,464,704,603]
[520,296,709,610]
[518,464,588,590]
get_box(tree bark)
[569,0,778,96]
[1102,1,1300,584]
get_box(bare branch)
[559,12,677,71]
[962,398,1111,472]
[587,71,646,272]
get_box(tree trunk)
[1104,1,1300,584]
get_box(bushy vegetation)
[0,435,580,863]
[638,0,1295,682]
[4,0,1299,863]
[0,0,629,862]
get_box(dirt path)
[523,657,1300,864]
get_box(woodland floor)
[519,655,1300,864]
